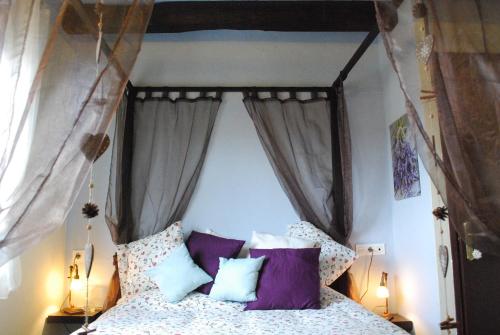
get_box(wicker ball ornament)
[433,206,449,221]
[82,202,99,219]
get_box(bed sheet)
[73,287,407,335]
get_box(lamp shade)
[376,271,389,298]
[70,278,83,291]
[376,285,389,298]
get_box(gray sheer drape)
[106,96,220,243]
[376,1,500,254]
[243,89,352,244]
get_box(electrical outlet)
[355,243,385,256]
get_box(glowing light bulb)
[70,278,83,292]
[376,285,389,299]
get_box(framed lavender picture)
[390,114,421,200]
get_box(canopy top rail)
[132,86,332,101]
[133,86,331,93]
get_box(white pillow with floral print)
[286,221,357,286]
[117,221,184,299]
[116,244,130,297]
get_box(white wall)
[380,61,440,334]
[0,227,65,335]
[377,1,442,334]
[182,92,299,238]
[64,29,440,332]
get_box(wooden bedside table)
[389,314,414,333]
[44,309,102,335]
[46,309,102,324]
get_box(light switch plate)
[355,243,385,256]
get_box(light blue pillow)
[209,256,265,302]
[146,244,212,303]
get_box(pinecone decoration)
[433,206,448,221]
[82,202,99,219]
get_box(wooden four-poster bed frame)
[101,0,397,310]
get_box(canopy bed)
[1,1,499,335]
[81,1,401,334]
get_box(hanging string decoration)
[81,133,110,162]
[79,1,106,333]
[435,212,456,333]
[439,245,449,278]
[82,202,99,219]
[416,34,434,64]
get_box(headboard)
[102,253,121,312]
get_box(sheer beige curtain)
[0,0,46,297]
[0,0,154,270]
[106,95,220,244]
[376,0,500,255]
[243,90,353,244]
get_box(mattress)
[74,287,408,334]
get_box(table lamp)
[376,272,391,319]
[62,253,84,314]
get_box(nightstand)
[389,314,414,333]
[43,309,102,335]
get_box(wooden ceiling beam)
[147,1,377,33]
[63,1,378,34]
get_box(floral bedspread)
[74,287,407,335]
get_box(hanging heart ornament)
[439,245,449,278]
[416,34,434,64]
[81,133,110,162]
[84,242,95,279]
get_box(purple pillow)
[245,248,321,311]
[186,231,245,294]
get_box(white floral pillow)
[116,221,184,298]
[116,244,129,297]
[286,221,357,286]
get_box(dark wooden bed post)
[329,29,379,299]
[328,85,350,297]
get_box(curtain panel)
[106,94,220,244]
[0,0,154,268]
[376,1,500,254]
[243,89,352,244]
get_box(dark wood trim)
[46,310,102,324]
[330,271,349,298]
[63,1,379,34]
[390,314,414,333]
[449,228,466,335]
[102,253,121,312]
[148,1,377,33]
[133,86,330,95]
[328,86,346,241]
[332,29,379,87]
[119,85,136,243]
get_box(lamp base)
[382,312,393,321]
[62,306,85,315]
